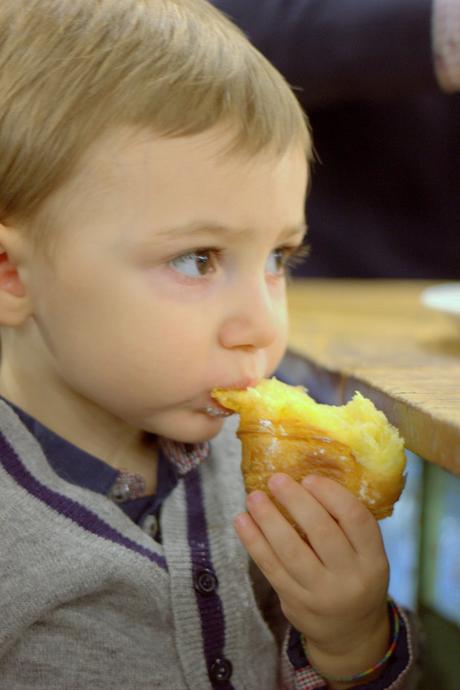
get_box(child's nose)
[218,280,281,351]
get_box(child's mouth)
[204,406,234,418]
[203,377,260,418]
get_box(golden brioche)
[212,378,406,521]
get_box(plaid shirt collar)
[158,437,210,476]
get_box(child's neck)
[0,334,158,493]
[108,433,158,495]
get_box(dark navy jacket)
[213,0,460,278]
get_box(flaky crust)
[238,418,405,523]
[212,381,406,526]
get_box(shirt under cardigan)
[0,400,418,689]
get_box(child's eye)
[170,249,218,278]
[266,244,310,275]
[265,248,284,275]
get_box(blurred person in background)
[213,0,460,278]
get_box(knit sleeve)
[280,605,421,690]
[433,0,460,91]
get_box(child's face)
[22,128,308,443]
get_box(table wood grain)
[287,280,460,474]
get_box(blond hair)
[0,0,311,240]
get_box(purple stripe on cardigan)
[0,434,167,570]
[185,469,235,690]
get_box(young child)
[0,1,418,688]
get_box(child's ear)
[0,223,33,326]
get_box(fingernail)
[233,513,251,529]
[268,473,288,491]
[302,475,315,488]
[247,490,266,505]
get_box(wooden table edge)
[285,347,460,476]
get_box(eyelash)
[283,243,311,272]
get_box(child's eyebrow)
[154,220,308,242]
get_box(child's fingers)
[243,487,326,588]
[233,509,308,601]
[301,475,385,559]
[267,473,356,571]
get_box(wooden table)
[286,280,460,475]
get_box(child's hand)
[234,473,391,683]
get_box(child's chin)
[167,414,227,444]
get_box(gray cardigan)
[0,403,287,689]
[0,401,418,689]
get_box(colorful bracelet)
[301,599,401,684]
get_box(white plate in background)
[420,283,460,323]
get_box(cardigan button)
[142,514,159,539]
[194,568,219,596]
[209,657,233,684]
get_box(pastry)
[212,378,406,521]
